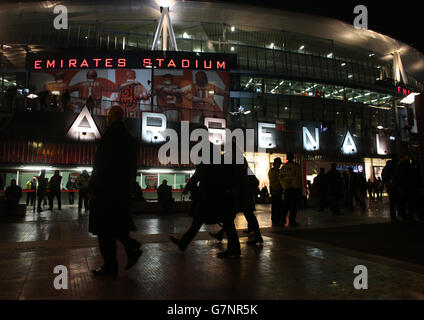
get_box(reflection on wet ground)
[1,198,424,300]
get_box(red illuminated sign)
[27,51,234,71]
[397,86,411,96]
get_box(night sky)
[211,0,424,53]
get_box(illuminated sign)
[205,117,226,145]
[27,51,235,71]
[67,106,101,141]
[397,86,412,96]
[302,126,319,151]
[342,130,357,154]
[142,112,167,143]
[258,122,276,149]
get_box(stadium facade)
[0,0,423,196]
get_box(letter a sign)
[67,106,101,141]
[342,130,357,154]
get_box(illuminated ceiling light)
[231,26,235,32]
[279,81,284,85]
[299,45,305,50]
[157,0,173,7]
[348,75,353,78]
[270,43,275,49]
[183,32,189,38]
[230,46,235,51]
[369,51,375,57]
[244,110,251,115]
[390,136,396,141]
[76,167,93,172]
[400,92,419,104]
[354,95,362,99]
[377,125,384,130]
[327,53,333,58]
[365,92,371,96]
[21,166,53,171]
[27,93,38,99]
[341,62,346,66]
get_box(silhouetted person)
[49,170,62,210]
[89,106,142,279]
[326,163,343,215]
[37,170,48,213]
[131,182,145,202]
[268,157,283,224]
[393,154,413,222]
[5,179,22,214]
[170,141,240,258]
[66,175,77,205]
[26,178,37,206]
[314,168,328,211]
[157,180,174,213]
[76,170,90,213]
[209,143,263,245]
[280,152,302,227]
[382,154,399,223]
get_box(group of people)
[33,169,91,214]
[267,154,302,227]
[312,165,369,215]
[382,153,422,223]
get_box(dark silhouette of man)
[49,170,62,210]
[326,163,344,215]
[280,152,302,227]
[76,170,90,213]
[382,154,399,223]
[314,168,328,211]
[89,106,142,279]
[5,179,22,214]
[37,170,48,213]
[209,142,263,245]
[170,139,240,258]
[268,157,283,224]
[157,179,174,213]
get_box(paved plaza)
[0,200,424,300]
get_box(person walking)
[89,106,141,279]
[36,170,48,213]
[170,141,240,258]
[280,152,302,227]
[76,170,90,213]
[66,175,77,205]
[268,157,283,225]
[326,163,344,215]
[209,143,263,245]
[49,170,62,210]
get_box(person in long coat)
[89,106,141,279]
[209,142,263,245]
[170,141,241,258]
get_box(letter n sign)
[302,127,319,151]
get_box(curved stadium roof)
[0,0,423,86]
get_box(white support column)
[151,6,178,51]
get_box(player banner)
[27,50,233,122]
